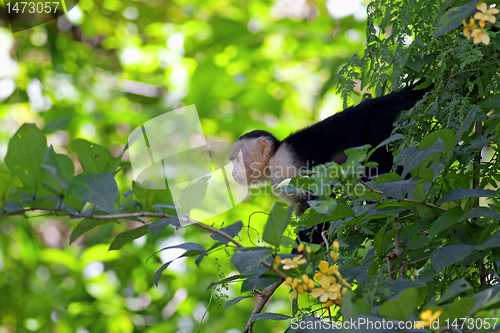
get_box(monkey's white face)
[229,137,273,186]
[231,151,247,184]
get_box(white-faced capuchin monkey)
[229,82,431,242]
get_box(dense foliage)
[1,0,500,332]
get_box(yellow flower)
[462,18,477,40]
[314,272,323,281]
[302,274,309,284]
[474,2,499,24]
[282,255,307,270]
[327,265,339,275]
[284,277,292,285]
[306,246,311,253]
[273,256,281,269]
[325,300,334,307]
[332,241,340,249]
[414,309,442,329]
[307,280,315,289]
[310,277,341,302]
[331,252,339,260]
[297,244,304,252]
[471,28,491,45]
[318,260,329,273]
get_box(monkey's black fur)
[240,82,432,246]
[241,82,431,175]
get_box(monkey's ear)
[256,137,271,157]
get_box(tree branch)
[243,280,284,333]
[0,207,289,280]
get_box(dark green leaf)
[231,249,271,274]
[432,244,474,272]
[211,221,243,245]
[433,2,478,38]
[252,313,293,321]
[436,189,498,205]
[148,217,180,235]
[478,93,500,109]
[225,296,251,310]
[42,146,75,189]
[428,207,463,239]
[68,173,119,210]
[109,225,149,250]
[459,206,500,222]
[406,54,435,72]
[207,274,249,290]
[403,138,445,177]
[70,219,115,244]
[263,203,295,247]
[308,198,337,215]
[456,106,477,143]
[439,279,473,304]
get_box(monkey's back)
[283,83,429,168]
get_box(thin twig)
[243,280,284,333]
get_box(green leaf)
[231,249,271,274]
[406,54,435,72]
[308,198,337,215]
[70,139,120,174]
[475,231,500,251]
[70,218,116,244]
[439,279,473,304]
[478,93,500,109]
[379,288,418,321]
[132,182,173,210]
[373,225,400,256]
[368,134,404,159]
[207,274,249,290]
[178,176,209,214]
[109,225,149,250]
[459,206,500,222]
[403,138,445,177]
[433,2,478,38]
[431,244,474,272]
[211,221,243,245]
[252,313,293,321]
[263,202,295,247]
[419,129,456,152]
[148,217,180,235]
[428,207,463,239]
[456,106,477,143]
[371,178,418,200]
[0,172,22,209]
[4,124,48,191]
[68,173,119,210]
[42,146,75,189]
[436,189,498,205]
[224,296,251,310]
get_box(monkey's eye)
[235,157,240,163]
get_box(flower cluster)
[462,3,499,45]
[277,241,351,307]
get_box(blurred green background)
[0,0,369,332]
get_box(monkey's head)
[229,130,280,185]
